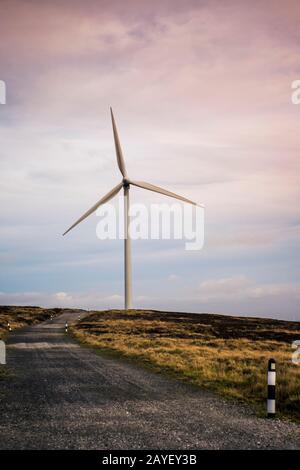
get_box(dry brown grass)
[71,309,300,422]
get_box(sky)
[0,0,300,320]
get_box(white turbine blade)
[63,182,123,236]
[130,180,203,207]
[110,107,127,178]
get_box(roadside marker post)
[7,322,11,332]
[65,322,68,333]
[267,358,276,418]
[0,340,6,364]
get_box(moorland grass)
[71,309,300,422]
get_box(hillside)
[70,309,300,422]
[1,306,299,422]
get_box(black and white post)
[65,322,68,333]
[267,358,276,418]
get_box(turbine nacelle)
[122,178,130,188]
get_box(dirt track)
[0,311,299,449]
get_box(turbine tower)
[63,108,201,309]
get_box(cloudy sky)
[0,0,300,319]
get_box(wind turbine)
[63,108,201,309]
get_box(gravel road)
[0,311,299,449]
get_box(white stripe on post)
[267,399,275,414]
[267,358,276,418]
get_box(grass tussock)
[71,309,300,422]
